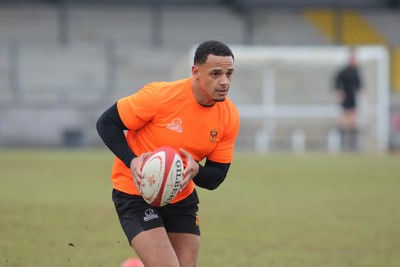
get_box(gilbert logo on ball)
[140,146,183,207]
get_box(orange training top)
[112,77,240,203]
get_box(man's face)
[192,54,234,106]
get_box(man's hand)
[130,152,151,193]
[179,148,199,192]
[336,90,345,102]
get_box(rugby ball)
[140,146,184,207]
[121,258,144,267]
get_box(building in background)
[0,0,399,151]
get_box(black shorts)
[112,188,200,244]
[341,96,357,110]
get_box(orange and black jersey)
[97,77,240,203]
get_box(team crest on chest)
[209,128,218,143]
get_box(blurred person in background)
[334,49,363,151]
[96,40,240,267]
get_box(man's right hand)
[130,151,151,193]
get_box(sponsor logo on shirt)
[167,118,183,133]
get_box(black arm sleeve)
[192,159,231,190]
[96,103,137,168]
[334,70,343,90]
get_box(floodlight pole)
[151,2,163,48]
[333,0,343,44]
[58,0,70,47]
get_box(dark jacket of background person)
[334,64,362,110]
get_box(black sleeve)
[354,68,362,91]
[334,70,343,90]
[96,102,137,168]
[192,159,231,190]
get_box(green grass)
[1,149,399,267]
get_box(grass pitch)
[1,149,399,267]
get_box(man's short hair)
[194,40,234,65]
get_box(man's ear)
[192,65,199,79]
